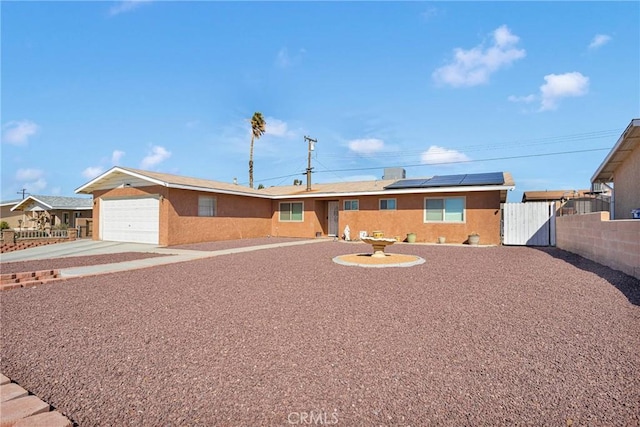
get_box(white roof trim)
[591,118,640,183]
[270,184,515,199]
[10,196,53,212]
[75,166,167,193]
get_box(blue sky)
[2,1,639,202]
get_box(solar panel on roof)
[421,174,466,187]
[384,172,505,190]
[384,179,428,189]
[460,172,504,186]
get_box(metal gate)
[502,202,556,246]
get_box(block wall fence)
[556,212,640,279]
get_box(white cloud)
[432,25,525,87]
[140,145,171,169]
[15,168,44,181]
[275,47,305,68]
[421,7,440,21]
[420,146,470,165]
[111,150,125,164]
[264,118,294,138]
[109,0,152,16]
[348,138,386,155]
[540,72,589,111]
[2,120,40,146]
[82,166,105,179]
[589,34,612,50]
[15,169,47,193]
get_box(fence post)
[3,229,16,244]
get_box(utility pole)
[17,188,28,199]
[304,135,317,192]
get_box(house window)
[279,202,303,222]
[63,213,70,225]
[198,196,217,217]
[74,212,82,218]
[344,200,359,211]
[424,197,465,222]
[379,198,396,210]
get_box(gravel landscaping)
[1,242,639,426]
[0,252,169,275]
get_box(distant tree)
[249,112,266,189]
[257,184,265,190]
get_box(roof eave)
[591,118,640,183]
[10,196,53,212]
[75,166,168,194]
[271,184,515,199]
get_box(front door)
[328,201,339,236]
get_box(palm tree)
[249,112,266,188]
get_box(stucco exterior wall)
[270,191,503,244]
[337,191,502,244]
[271,199,324,238]
[614,145,640,219]
[0,206,25,229]
[556,212,640,279]
[93,186,273,246]
[164,188,272,246]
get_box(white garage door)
[101,197,160,244]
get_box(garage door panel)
[101,197,160,244]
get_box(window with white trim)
[379,198,396,210]
[279,202,303,222]
[424,197,465,222]
[198,196,217,217]
[343,200,359,211]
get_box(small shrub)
[0,221,10,230]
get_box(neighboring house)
[522,189,610,216]
[591,118,640,219]
[10,195,93,230]
[75,166,515,246]
[0,199,24,229]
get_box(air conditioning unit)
[591,182,605,193]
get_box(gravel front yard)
[1,242,638,426]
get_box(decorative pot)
[468,234,480,245]
[372,231,384,238]
[407,232,417,243]
[437,236,446,244]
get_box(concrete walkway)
[0,238,328,279]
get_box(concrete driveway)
[0,239,168,262]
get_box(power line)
[252,147,610,183]
[320,128,621,159]
[315,147,611,175]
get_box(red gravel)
[1,242,639,426]
[169,236,314,251]
[0,252,168,275]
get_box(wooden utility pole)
[17,188,28,199]
[304,135,317,192]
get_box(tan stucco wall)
[271,191,503,245]
[0,206,25,229]
[556,211,640,279]
[614,145,640,219]
[93,186,273,246]
[164,188,272,246]
[271,199,325,238]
